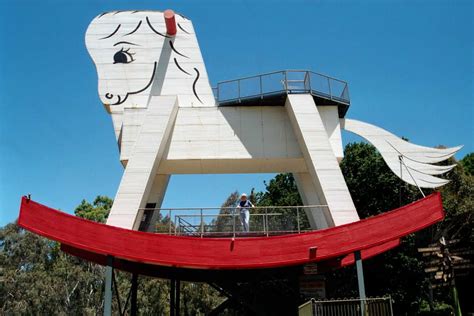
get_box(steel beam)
[131,273,138,316]
[170,279,176,316]
[355,250,366,316]
[176,280,181,316]
[104,256,114,316]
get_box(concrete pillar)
[293,172,331,229]
[131,274,138,316]
[104,256,114,316]
[144,174,171,232]
[107,96,179,230]
[355,251,367,315]
[286,94,359,227]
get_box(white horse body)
[86,10,459,231]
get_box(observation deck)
[212,70,350,118]
[138,205,330,237]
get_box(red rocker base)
[18,193,444,271]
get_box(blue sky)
[0,0,472,227]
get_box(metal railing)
[299,297,393,316]
[213,70,350,105]
[139,205,329,237]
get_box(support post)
[355,251,366,316]
[104,256,114,316]
[170,279,176,316]
[200,208,204,238]
[265,207,268,236]
[176,280,181,316]
[131,273,138,316]
[296,207,300,233]
[232,208,236,238]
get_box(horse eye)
[113,48,134,64]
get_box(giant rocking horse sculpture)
[19,9,460,272]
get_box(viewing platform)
[212,70,351,118]
[138,205,330,237]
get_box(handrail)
[212,69,350,106]
[149,205,329,236]
[175,213,284,219]
[216,69,348,85]
[313,296,393,303]
[139,205,327,211]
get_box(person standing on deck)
[237,193,254,232]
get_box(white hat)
[241,193,247,197]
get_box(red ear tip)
[164,9,177,36]
[164,9,175,19]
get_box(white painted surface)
[86,10,215,141]
[106,96,178,229]
[286,95,360,226]
[120,108,147,161]
[166,106,302,160]
[144,174,170,232]
[342,119,461,188]
[293,173,331,229]
[119,105,307,170]
[318,106,344,162]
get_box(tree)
[255,173,302,207]
[255,173,309,232]
[0,222,105,314]
[340,142,420,217]
[212,191,240,233]
[74,195,113,223]
[460,153,474,176]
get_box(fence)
[213,70,350,105]
[138,205,329,237]
[299,297,394,316]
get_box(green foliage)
[255,173,302,207]
[340,142,420,217]
[74,195,113,223]
[437,155,474,242]
[0,222,105,314]
[180,282,223,315]
[255,173,309,232]
[460,153,474,176]
[419,300,454,316]
[211,191,240,233]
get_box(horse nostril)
[105,93,114,99]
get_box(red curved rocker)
[18,193,444,271]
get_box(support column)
[286,94,359,227]
[176,280,181,316]
[107,96,179,230]
[170,279,176,316]
[355,251,366,316]
[144,174,171,232]
[131,273,138,316]
[293,172,331,229]
[104,256,114,316]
